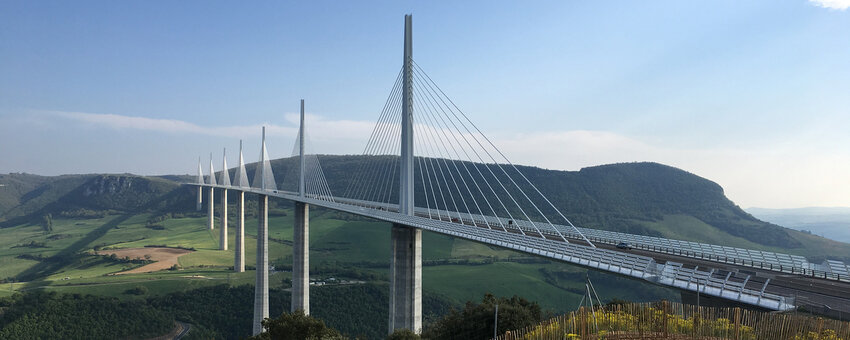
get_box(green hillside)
[3,159,850,261]
[249,156,850,260]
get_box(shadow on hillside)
[16,214,133,286]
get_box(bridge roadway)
[609,244,850,315]
[192,184,845,312]
[402,204,850,316]
[327,194,849,309]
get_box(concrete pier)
[292,202,309,314]
[207,187,214,230]
[208,154,217,230]
[196,158,203,211]
[235,191,245,272]
[233,140,249,273]
[196,187,202,211]
[389,224,422,334]
[253,194,269,335]
[220,189,228,250]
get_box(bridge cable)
[412,123,438,219]
[359,81,403,205]
[413,74,515,233]
[411,91,478,224]
[301,133,323,200]
[414,118,460,222]
[413,61,594,247]
[343,68,403,201]
[359,84,402,205]
[410,96,463,219]
[414,152,431,218]
[412,82,505,231]
[314,155,335,202]
[413,66,552,240]
[414,123,446,222]
[413,63,587,244]
[413,74,522,234]
[382,106,402,210]
[300,130,333,201]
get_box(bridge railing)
[416,206,849,284]
[568,233,849,283]
[552,228,850,282]
[655,262,792,309]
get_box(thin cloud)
[52,110,310,138]
[809,0,850,10]
[283,113,376,141]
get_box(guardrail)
[569,233,849,283]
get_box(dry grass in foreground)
[499,301,850,340]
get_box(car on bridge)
[616,242,633,250]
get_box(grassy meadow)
[0,204,679,314]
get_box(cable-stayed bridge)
[187,15,850,335]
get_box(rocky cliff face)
[82,175,136,197]
[69,175,181,212]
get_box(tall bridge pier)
[219,149,231,251]
[235,190,245,271]
[293,202,309,313]
[292,100,310,314]
[220,189,227,249]
[207,154,216,230]
[252,127,274,335]
[389,14,422,334]
[253,193,269,335]
[234,140,249,273]
[390,225,422,333]
[196,158,203,211]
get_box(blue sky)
[1,1,848,209]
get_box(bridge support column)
[220,189,228,250]
[253,194,269,335]
[196,187,202,211]
[389,224,422,334]
[292,202,309,314]
[207,187,215,230]
[235,191,245,272]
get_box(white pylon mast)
[299,99,306,197]
[399,14,414,216]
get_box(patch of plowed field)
[99,247,193,274]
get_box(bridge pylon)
[208,153,216,231]
[220,148,231,251]
[252,127,272,335]
[196,157,203,211]
[234,140,249,273]
[292,99,310,314]
[389,14,422,335]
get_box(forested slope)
[2,157,848,259]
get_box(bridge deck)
[189,184,850,311]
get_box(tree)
[42,213,53,233]
[250,310,343,340]
[422,293,543,340]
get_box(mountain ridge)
[2,158,848,261]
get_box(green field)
[0,205,681,314]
